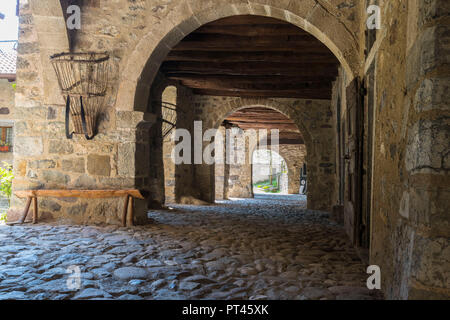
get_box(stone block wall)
[367,0,450,299]
[0,79,14,118]
[279,144,307,194]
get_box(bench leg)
[122,195,130,227]
[32,197,38,224]
[18,197,32,224]
[129,196,134,227]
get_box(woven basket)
[71,114,96,137]
[50,52,109,139]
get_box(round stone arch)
[210,98,312,201]
[205,97,333,211]
[210,97,314,155]
[116,1,360,111]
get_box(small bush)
[0,162,13,223]
[0,162,13,199]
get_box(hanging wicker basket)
[50,52,110,140]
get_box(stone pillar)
[117,111,156,224]
[400,0,450,299]
[215,126,226,200]
[224,128,253,199]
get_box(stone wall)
[10,1,154,225]
[367,0,450,299]
[279,144,307,194]
[0,79,14,119]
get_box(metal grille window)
[0,127,13,152]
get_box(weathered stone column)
[224,128,253,199]
[215,125,227,200]
[116,110,156,224]
[401,0,450,299]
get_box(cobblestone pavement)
[0,195,384,300]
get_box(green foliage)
[0,162,13,199]
[0,162,13,223]
[11,83,16,90]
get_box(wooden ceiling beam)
[230,123,300,130]
[165,51,337,64]
[192,88,331,99]
[162,62,338,77]
[193,24,310,37]
[200,15,292,26]
[178,78,332,91]
[167,74,337,84]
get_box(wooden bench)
[11,189,145,227]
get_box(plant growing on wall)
[0,162,13,223]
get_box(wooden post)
[32,197,38,224]
[18,197,32,224]
[128,196,134,227]
[122,195,130,227]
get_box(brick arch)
[116,1,360,111]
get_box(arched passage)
[115,2,360,111]
[213,105,309,201]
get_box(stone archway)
[192,97,336,211]
[115,1,360,112]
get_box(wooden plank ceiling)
[223,107,304,145]
[161,15,339,99]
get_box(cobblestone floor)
[0,195,383,300]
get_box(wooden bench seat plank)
[15,189,145,200]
